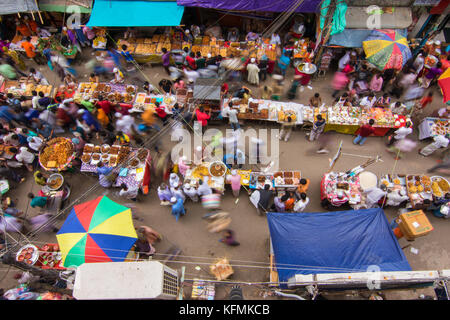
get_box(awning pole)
[34,0,44,24]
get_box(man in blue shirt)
[0,105,14,124]
[170,196,185,221]
[37,91,52,109]
[80,109,101,132]
[96,162,113,188]
[278,50,290,77]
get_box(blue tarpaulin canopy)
[267,208,411,286]
[87,0,185,27]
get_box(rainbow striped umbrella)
[56,196,137,267]
[438,68,450,103]
[362,29,412,71]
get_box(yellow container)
[398,210,433,240]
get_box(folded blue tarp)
[267,208,411,286]
[87,0,185,27]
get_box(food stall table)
[273,171,302,192]
[80,144,151,192]
[405,175,433,210]
[418,117,449,140]
[184,162,227,193]
[74,82,137,104]
[320,172,362,209]
[225,169,251,187]
[356,108,411,137]
[131,93,177,113]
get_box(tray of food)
[406,175,433,207]
[91,153,101,165]
[430,176,450,198]
[47,173,64,190]
[101,144,110,154]
[209,161,227,178]
[128,158,140,169]
[430,119,450,137]
[137,148,149,162]
[39,137,75,171]
[273,171,301,187]
[16,244,39,265]
[191,164,210,180]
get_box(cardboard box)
[398,210,433,240]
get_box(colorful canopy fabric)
[56,196,137,267]
[438,68,450,103]
[362,29,412,71]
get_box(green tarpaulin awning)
[38,0,92,14]
[87,0,185,27]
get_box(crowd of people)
[0,11,450,299]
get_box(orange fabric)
[142,108,156,125]
[27,20,38,33]
[284,198,295,211]
[297,178,310,194]
[97,109,109,127]
[17,24,31,37]
[21,41,36,58]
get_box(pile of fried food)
[40,138,73,168]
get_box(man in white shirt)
[197,177,212,196]
[226,105,239,131]
[360,94,376,109]
[39,109,56,126]
[338,51,351,70]
[28,68,49,85]
[31,91,41,109]
[27,136,43,152]
[15,147,35,171]
[183,183,199,202]
[388,122,412,146]
[419,134,449,156]
[390,101,407,115]
[413,52,426,75]
[119,183,139,201]
[293,193,309,212]
[270,33,281,45]
[386,190,409,207]
[36,27,51,38]
[364,186,387,208]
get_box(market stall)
[131,92,177,113]
[74,82,137,104]
[418,117,449,140]
[38,137,76,172]
[116,35,279,64]
[222,97,305,125]
[325,106,411,136]
[80,144,151,192]
[16,243,65,270]
[0,78,54,98]
[320,172,362,209]
[405,175,434,210]
[379,173,408,205]
[225,169,251,188]
[184,161,227,193]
